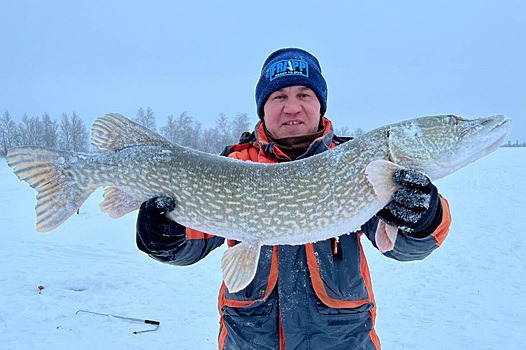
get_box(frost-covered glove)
[376,169,443,238]
[144,195,176,214]
[136,196,187,253]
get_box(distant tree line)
[0,107,395,158]
[0,111,89,157]
[0,108,258,157]
[502,140,526,147]
[131,107,366,152]
[131,107,257,154]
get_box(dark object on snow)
[76,310,160,334]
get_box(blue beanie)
[255,48,328,119]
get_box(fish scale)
[6,113,512,292]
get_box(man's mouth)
[283,121,303,126]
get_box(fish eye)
[446,115,459,126]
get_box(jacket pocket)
[313,301,376,350]
[222,299,273,319]
[220,296,280,350]
[306,237,373,308]
[316,301,374,319]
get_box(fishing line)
[76,310,160,334]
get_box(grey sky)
[2,0,524,141]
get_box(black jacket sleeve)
[360,196,451,261]
[136,201,225,266]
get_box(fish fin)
[6,147,95,232]
[100,187,143,218]
[91,113,171,152]
[375,219,398,252]
[221,242,261,293]
[365,160,403,202]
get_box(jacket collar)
[254,117,335,162]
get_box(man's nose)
[283,98,301,114]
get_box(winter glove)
[144,195,176,214]
[136,196,187,253]
[376,169,443,238]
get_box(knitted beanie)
[255,48,328,119]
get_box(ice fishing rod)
[76,310,160,334]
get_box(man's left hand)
[376,168,442,236]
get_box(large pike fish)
[6,113,512,292]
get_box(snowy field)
[0,147,525,350]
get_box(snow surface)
[1,148,525,350]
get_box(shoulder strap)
[332,134,353,146]
[220,131,256,156]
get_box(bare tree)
[352,127,364,137]
[161,112,203,150]
[161,114,178,142]
[190,122,203,151]
[231,112,252,143]
[0,111,19,157]
[135,107,156,131]
[18,114,42,147]
[59,113,73,150]
[214,113,232,152]
[70,112,89,152]
[41,113,58,148]
[333,126,352,137]
[200,127,219,154]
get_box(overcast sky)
[1,0,524,141]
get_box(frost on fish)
[6,113,512,292]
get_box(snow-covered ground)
[0,147,525,350]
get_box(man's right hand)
[144,196,176,214]
[136,196,187,253]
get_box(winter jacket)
[136,117,452,350]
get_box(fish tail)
[6,147,95,232]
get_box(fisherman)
[136,48,452,349]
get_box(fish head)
[387,114,512,180]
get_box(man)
[136,48,451,349]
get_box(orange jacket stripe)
[358,237,381,349]
[185,227,215,240]
[218,320,227,350]
[432,197,451,246]
[358,235,376,315]
[279,310,286,350]
[369,327,382,349]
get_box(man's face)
[263,85,321,139]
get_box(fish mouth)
[486,116,512,149]
[431,116,512,180]
[455,116,513,170]
[491,115,511,130]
